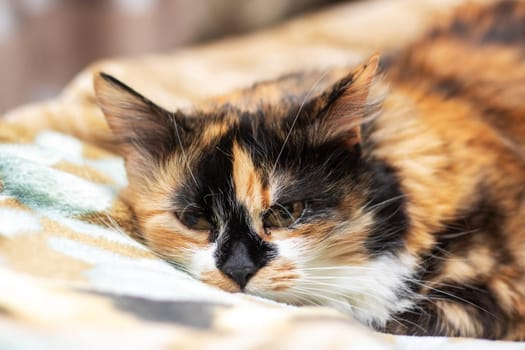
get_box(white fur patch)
[264,237,416,327]
[189,243,217,278]
[339,253,416,326]
[275,237,311,267]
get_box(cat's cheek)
[186,243,242,293]
[188,243,217,276]
[245,258,300,294]
[139,213,207,258]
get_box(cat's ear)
[94,72,183,159]
[313,54,380,147]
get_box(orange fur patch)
[232,142,269,237]
[249,258,300,292]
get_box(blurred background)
[0,0,345,114]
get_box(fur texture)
[93,1,525,340]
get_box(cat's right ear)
[309,55,380,148]
[94,72,184,160]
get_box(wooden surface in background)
[0,0,341,114]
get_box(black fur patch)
[430,1,525,46]
[383,301,441,336]
[432,77,464,100]
[432,283,508,339]
[388,195,512,338]
[235,104,362,205]
[385,282,509,338]
[474,2,524,45]
[174,128,278,287]
[214,204,277,288]
[364,160,409,254]
[419,195,512,283]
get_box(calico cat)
[93,1,525,340]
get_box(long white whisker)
[292,286,353,311]
[366,194,406,211]
[171,113,198,186]
[271,70,330,174]
[301,266,377,271]
[410,279,498,319]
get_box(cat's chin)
[200,269,243,293]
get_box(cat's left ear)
[313,54,380,147]
[93,72,188,161]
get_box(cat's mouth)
[200,269,243,293]
[200,257,300,295]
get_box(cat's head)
[94,56,413,326]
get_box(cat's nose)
[217,240,263,289]
[222,264,258,290]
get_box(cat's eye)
[176,211,212,231]
[263,201,305,228]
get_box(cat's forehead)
[173,112,357,211]
[172,135,273,222]
[202,68,349,114]
[145,62,374,207]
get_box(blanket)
[0,124,521,349]
[1,0,522,348]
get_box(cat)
[93,1,525,340]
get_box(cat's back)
[386,1,525,153]
[374,4,525,339]
[374,1,525,247]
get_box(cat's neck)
[367,79,525,256]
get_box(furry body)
[93,2,525,339]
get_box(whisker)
[292,286,353,310]
[271,70,330,174]
[301,266,377,271]
[366,194,407,211]
[408,279,499,320]
[171,113,198,186]
[389,312,430,335]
